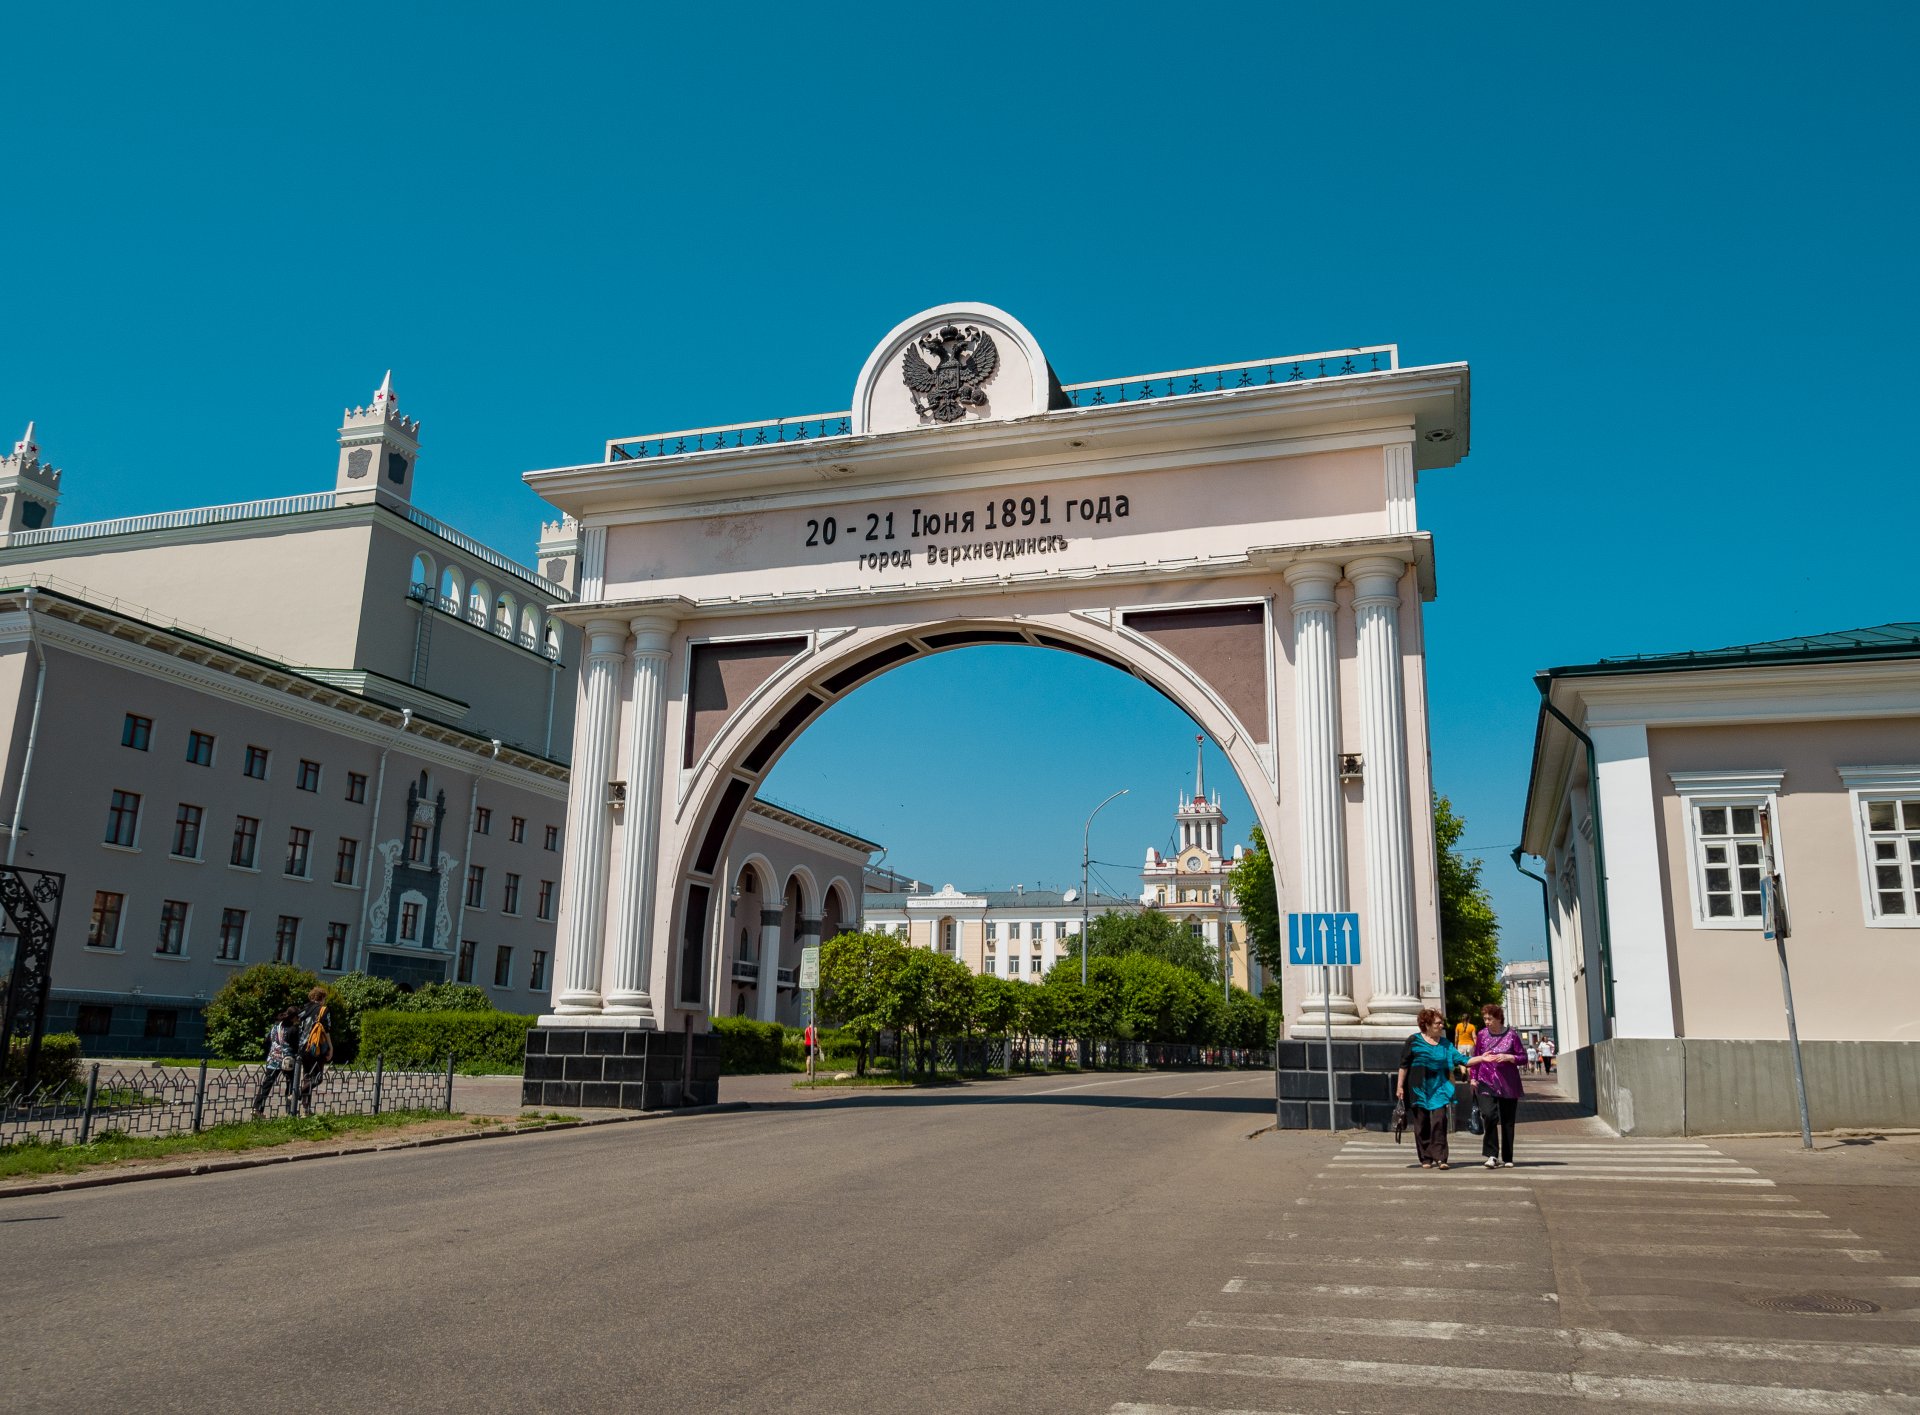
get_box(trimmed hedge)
[4,1033,82,1092]
[358,1010,535,1070]
[712,1016,785,1073]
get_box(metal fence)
[894,1036,1273,1078]
[1,1054,457,1147]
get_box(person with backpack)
[251,1007,300,1117]
[294,986,334,1116]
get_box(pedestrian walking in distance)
[1397,1009,1480,1170]
[251,1007,300,1117]
[1540,1037,1557,1074]
[1471,1002,1527,1167]
[294,986,335,1117]
[1524,1037,1540,1073]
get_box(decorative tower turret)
[335,371,421,507]
[1175,732,1228,859]
[0,423,62,546]
[536,514,580,595]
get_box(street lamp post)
[1081,788,1128,988]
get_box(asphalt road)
[4,1068,1918,1414]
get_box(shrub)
[711,1016,784,1073]
[404,982,494,1013]
[204,963,324,1060]
[325,972,405,1062]
[358,1010,534,1070]
[4,1033,82,1092]
[781,1025,859,1069]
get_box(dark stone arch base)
[1275,1040,1404,1130]
[522,1028,721,1111]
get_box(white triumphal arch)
[521,304,1470,1112]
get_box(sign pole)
[1322,957,1335,1135]
[1760,807,1812,1150]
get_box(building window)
[536,880,554,920]
[87,891,125,949]
[1054,922,1068,939]
[187,731,215,767]
[1008,922,1021,941]
[244,745,270,779]
[231,815,259,868]
[157,899,189,956]
[457,940,477,983]
[530,949,547,991]
[475,807,492,835]
[335,837,358,885]
[503,873,521,915]
[122,713,151,750]
[985,922,997,940]
[544,824,559,851]
[76,1004,112,1036]
[172,803,204,859]
[510,816,525,843]
[407,821,429,863]
[143,1008,179,1040]
[940,919,955,953]
[346,771,368,804]
[1671,771,1785,929]
[466,866,485,908]
[493,945,513,987]
[275,915,300,963]
[105,789,141,847]
[324,922,349,971]
[399,901,422,941]
[1862,795,1920,919]
[297,759,321,792]
[218,908,247,961]
[286,827,312,877]
[1030,955,1042,975]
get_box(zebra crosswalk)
[1106,1133,1920,1413]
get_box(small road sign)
[1287,912,1362,966]
[798,945,821,991]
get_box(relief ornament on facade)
[901,324,999,423]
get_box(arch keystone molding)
[522,304,1472,1116]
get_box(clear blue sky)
[6,6,1916,961]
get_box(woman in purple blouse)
[1470,1002,1526,1167]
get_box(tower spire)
[14,421,36,457]
[1194,733,1205,804]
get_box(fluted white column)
[603,615,675,1021]
[1285,561,1358,1025]
[756,909,783,1022]
[1348,555,1420,1027]
[551,619,630,1014]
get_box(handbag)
[1466,1086,1485,1136]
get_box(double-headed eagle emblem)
[901,323,999,423]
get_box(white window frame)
[1838,765,1920,929]
[1668,770,1786,931]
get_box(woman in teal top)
[1397,1007,1488,1169]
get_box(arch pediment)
[851,303,1055,435]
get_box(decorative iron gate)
[0,866,66,1089]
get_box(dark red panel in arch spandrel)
[684,637,808,768]
[1120,603,1270,745]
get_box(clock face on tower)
[1180,848,1208,872]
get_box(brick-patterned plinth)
[522,1028,721,1111]
[1274,1039,1407,1130]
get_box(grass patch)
[792,1074,931,1089]
[0,1109,453,1180]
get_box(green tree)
[970,973,1022,1038]
[324,972,406,1062]
[881,948,973,1074]
[1067,908,1219,981]
[203,962,323,1060]
[817,930,907,1076]
[1436,794,1504,1021]
[1228,826,1283,982]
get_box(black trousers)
[252,1066,293,1114]
[1413,1105,1449,1165]
[1478,1092,1519,1162]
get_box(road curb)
[0,1101,752,1200]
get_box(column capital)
[1345,554,1406,606]
[583,617,631,657]
[628,613,676,655]
[1283,559,1342,608]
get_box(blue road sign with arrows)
[1288,912,1363,966]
